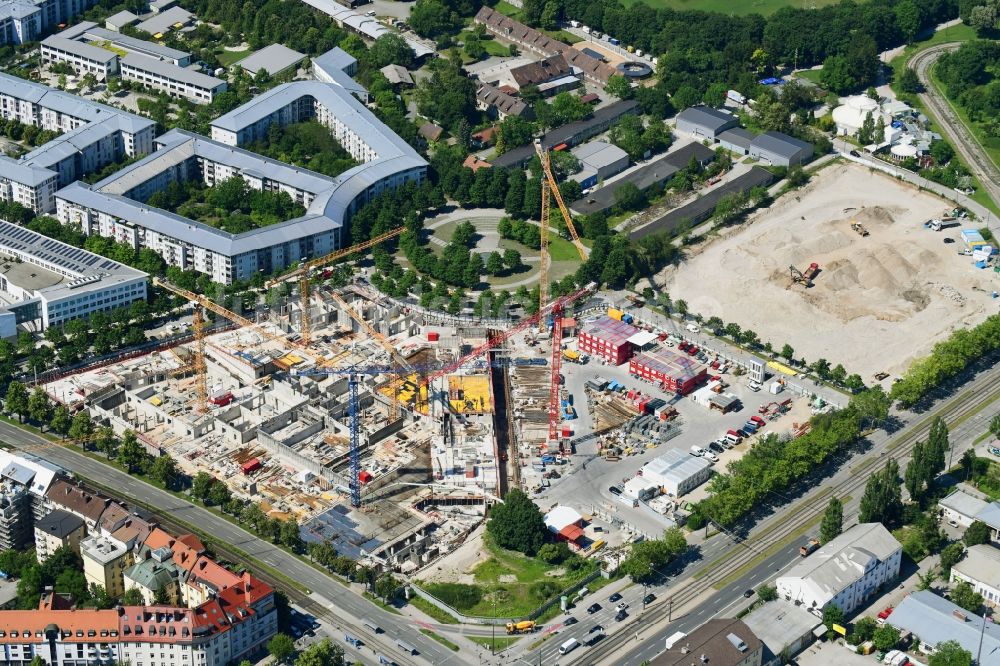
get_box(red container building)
[629,349,707,395]
[241,458,261,475]
[577,316,639,365]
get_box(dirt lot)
[661,162,998,381]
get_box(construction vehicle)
[803,262,820,282]
[506,621,537,635]
[789,265,809,287]
[851,222,869,237]
[799,538,820,556]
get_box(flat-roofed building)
[640,448,712,497]
[951,544,1000,606]
[120,52,227,103]
[134,5,192,36]
[235,44,305,77]
[105,9,137,31]
[81,533,130,598]
[629,349,707,395]
[651,618,762,666]
[578,315,638,365]
[676,106,739,139]
[41,34,118,79]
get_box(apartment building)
[81,534,130,598]
[776,523,902,616]
[0,72,155,212]
[56,80,426,284]
[0,0,97,45]
[40,34,118,79]
[58,21,192,66]
[120,52,227,104]
[0,482,32,550]
[33,508,86,562]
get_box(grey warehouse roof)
[888,591,1000,664]
[952,544,1000,589]
[751,131,813,158]
[313,46,356,75]
[235,44,306,76]
[121,53,225,90]
[939,489,989,520]
[105,9,138,28]
[717,127,754,150]
[134,5,192,35]
[677,106,738,132]
[80,25,190,63]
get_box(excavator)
[851,221,870,237]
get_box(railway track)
[584,368,1000,664]
[908,43,1000,211]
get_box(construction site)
[40,142,599,577]
[663,162,999,382]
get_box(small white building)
[543,505,583,534]
[938,489,989,528]
[776,523,902,616]
[640,448,712,497]
[832,95,890,136]
[950,544,1000,607]
[623,476,658,501]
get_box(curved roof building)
[55,81,426,284]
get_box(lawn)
[494,0,522,16]
[216,48,253,67]
[547,235,587,261]
[541,28,581,44]
[468,635,521,651]
[620,0,839,14]
[795,68,824,85]
[419,539,598,619]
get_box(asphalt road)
[0,420,473,666]
[567,359,1000,665]
[909,43,1000,212]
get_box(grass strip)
[711,513,823,591]
[363,592,402,615]
[408,595,460,624]
[468,635,520,650]
[420,629,460,651]
[694,487,831,581]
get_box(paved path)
[908,43,1000,213]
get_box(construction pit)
[662,162,999,382]
[44,286,505,573]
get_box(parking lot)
[533,324,813,540]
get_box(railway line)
[908,43,1000,211]
[582,364,1000,664]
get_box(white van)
[686,323,700,333]
[559,638,580,655]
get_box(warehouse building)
[134,5,192,37]
[640,448,712,497]
[950,544,1000,607]
[776,523,902,616]
[676,106,739,139]
[887,591,1000,663]
[0,0,97,45]
[235,44,306,77]
[629,349,707,395]
[749,131,813,167]
[570,142,715,215]
[577,315,639,365]
[120,52,227,103]
[717,127,755,156]
[629,167,774,241]
[571,141,629,189]
[40,34,119,79]
[491,100,639,168]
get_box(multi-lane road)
[909,43,1000,212]
[0,420,474,666]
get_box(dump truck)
[799,538,820,556]
[506,621,536,635]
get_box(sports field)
[620,0,840,14]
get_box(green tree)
[950,580,984,612]
[191,471,214,500]
[820,498,843,543]
[990,412,1000,437]
[928,640,973,666]
[55,568,89,602]
[122,587,144,605]
[49,406,70,436]
[68,411,94,444]
[537,542,572,564]
[780,344,795,362]
[28,386,51,426]
[486,251,505,276]
[485,488,548,556]
[960,449,977,481]
[5,380,28,421]
[964,520,991,546]
[149,455,180,490]
[939,542,965,576]
[851,616,878,644]
[375,573,400,603]
[503,248,522,270]
[872,624,900,652]
[605,75,633,100]
[822,604,844,631]
[208,480,231,507]
[859,459,902,527]
[757,584,778,602]
[268,632,296,664]
[619,528,686,582]
[89,583,113,609]
[117,431,148,474]
[280,519,304,552]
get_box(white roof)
[0,450,60,497]
[777,523,900,608]
[952,544,1000,589]
[235,44,305,76]
[627,330,657,347]
[544,505,583,532]
[642,448,711,485]
[939,489,988,520]
[121,53,225,90]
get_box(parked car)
[587,603,602,614]
[708,442,726,455]
[615,610,628,622]
[564,616,577,625]
[703,451,719,463]
[616,602,628,611]
[643,593,656,604]
[609,486,622,496]
[608,593,622,603]
[690,446,705,457]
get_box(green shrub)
[424,583,483,611]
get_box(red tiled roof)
[0,609,119,643]
[145,528,202,572]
